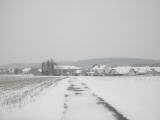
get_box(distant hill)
[57,61,75,66]
[74,58,160,69]
[1,58,160,69]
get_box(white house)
[127,68,137,76]
[54,65,81,76]
[152,67,160,73]
[92,64,112,76]
[133,66,151,75]
[109,68,119,75]
[22,68,31,74]
[114,66,131,75]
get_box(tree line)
[41,59,57,75]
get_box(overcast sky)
[0,0,160,64]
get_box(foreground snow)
[0,76,128,120]
[78,76,160,120]
[0,75,160,120]
[0,76,69,120]
[62,79,122,120]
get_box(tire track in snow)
[62,78,129,120]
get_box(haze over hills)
[1,58,159,69]
[0,63,41,69]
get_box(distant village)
[0,63,160,76]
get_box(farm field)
[78,76,160,120]
[0,75,160,120]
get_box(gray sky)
[0,0,160,64]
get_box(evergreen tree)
[41,58,57,76]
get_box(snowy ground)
[0,75,160,120]
[62,78,126,120]
[0,75,68,120]
[78,76,160,120]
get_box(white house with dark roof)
[109,68,119,75]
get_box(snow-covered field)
[0,75,68,120]
[0,75,160,120]
[78,76,160,120]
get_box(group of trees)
[41,59,57,75]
